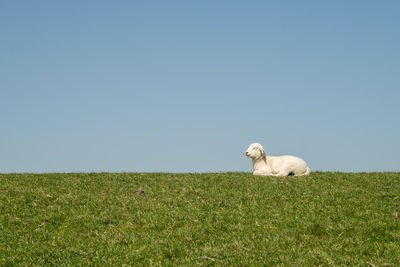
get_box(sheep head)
[245,143,266,160]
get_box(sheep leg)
[253,170,268,176]
[275,169,291,177]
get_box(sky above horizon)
[1,1,399,173]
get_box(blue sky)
[1,1,399,173]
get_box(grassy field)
[1,172,399,266]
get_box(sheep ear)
[260,147,266,157]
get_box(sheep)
[245,143,310,176]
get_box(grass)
[0,172,399,266]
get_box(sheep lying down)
[245,143,310,176]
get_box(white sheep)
[245,143,310,176]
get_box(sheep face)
[245,143,266,159]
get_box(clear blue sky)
[1,1,399,173]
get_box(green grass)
[1,172,399,266]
